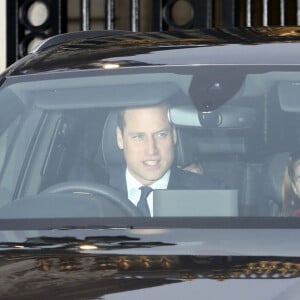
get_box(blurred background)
[2,0,300,72]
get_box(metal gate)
[6,0,300,66]
[83,0,300,31]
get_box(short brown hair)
[117,103,170,132]
[117,109,126,132]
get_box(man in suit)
[108,103,219,216]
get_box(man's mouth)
[143,160,160,167]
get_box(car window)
[0,65,300,220]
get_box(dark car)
[1,27,300,299]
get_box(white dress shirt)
[126,168,170,217]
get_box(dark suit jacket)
[108,165,222,198]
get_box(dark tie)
[137,186,152,216]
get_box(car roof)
[6,26,300,76]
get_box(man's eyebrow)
[128,131,145,136]
[127,128,172,135]
[155,128,172,133]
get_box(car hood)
[0,227,300,299]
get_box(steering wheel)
[42,181,142,217]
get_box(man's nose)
[146,136,158,155]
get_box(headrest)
[101,111,191,167]
[102,111,125,166]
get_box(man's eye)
[157,131,169,138]
[132,134,144,141]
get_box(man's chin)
[135,172,165,185]
[142,172,167,183]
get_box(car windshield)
[0,65,300,221]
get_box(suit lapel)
[167,167,181,189]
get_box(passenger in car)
[282,152,300,216]
[109,103,221,216]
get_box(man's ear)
[116,126,124,149]
[172,127,177,144]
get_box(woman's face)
[292,162,300,197]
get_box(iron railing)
[77,0,300,31]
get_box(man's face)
[116,105,176,186]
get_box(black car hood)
[1,227,300,299]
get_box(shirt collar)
[126,168,170,192]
